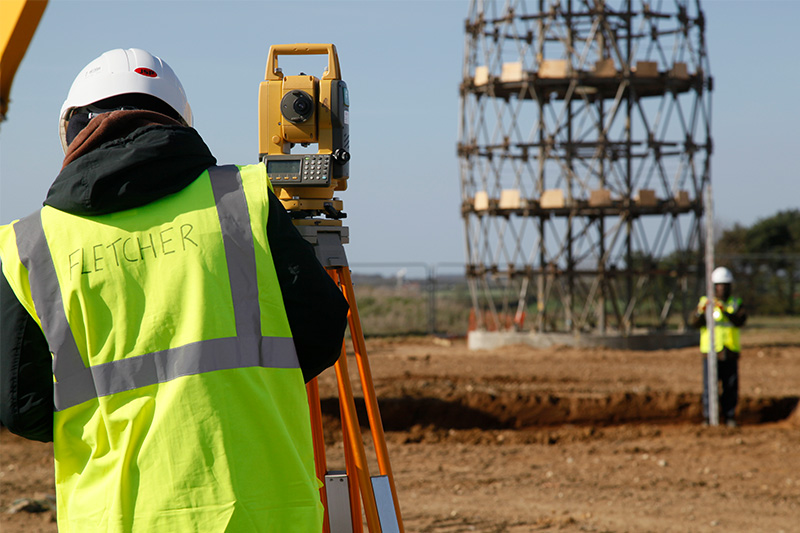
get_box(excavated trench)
[320,390,799,432]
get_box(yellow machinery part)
[0,0,48,120]
[276,197,343,213]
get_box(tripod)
[299,223,404,533]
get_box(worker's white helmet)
[711,266,734,284]
[59,48,192,153]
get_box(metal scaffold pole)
[704,182,719,426]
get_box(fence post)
[427,264,436,335]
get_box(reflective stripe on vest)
[13,165,297,411]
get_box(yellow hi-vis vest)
[698,295,743,354]
[0,165,323,532]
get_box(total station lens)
[294,99,310,114]
[281,90,314,124]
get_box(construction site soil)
[2,330,799,532]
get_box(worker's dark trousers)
[702,349,739,423]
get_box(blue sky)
[1,0,798,270]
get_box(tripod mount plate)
[295,223,349,267]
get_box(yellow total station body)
[258,44,350,220]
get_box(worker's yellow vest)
[0,165,323,532]
[698,296,742,354]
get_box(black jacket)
[1,116,348,442]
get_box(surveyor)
[0,48,348,531]
[690,266,747,427]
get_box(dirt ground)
[2,330,799,532]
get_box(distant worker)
[0,48,349,531]
[690,266,747,427]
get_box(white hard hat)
[711,266,734,284]
[59,48,192,152]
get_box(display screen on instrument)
[267,159,301,175]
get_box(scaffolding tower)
[458,0,712,346]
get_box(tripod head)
[258,44,350,222]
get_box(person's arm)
[727,303,747,328]
[689,298,706,329]
[0,267,54,442]
[266,191,349,382]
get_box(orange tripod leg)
[339,382,363,533]
[334,333,381,531]
[338,266,405,532]
[310,264,404,532]
[328,268,382,531]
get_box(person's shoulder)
[237,162,267,172]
